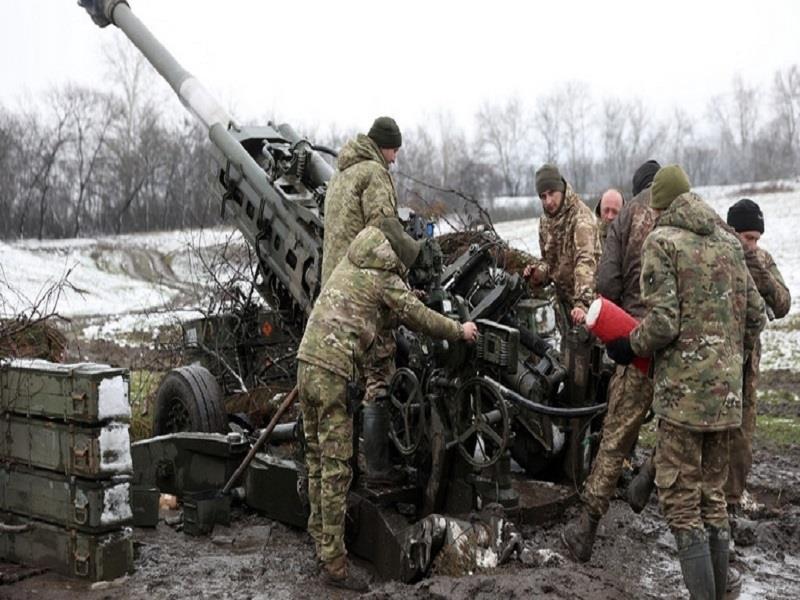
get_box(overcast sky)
[2,1,798,134]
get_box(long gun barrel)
[79,0,330,330]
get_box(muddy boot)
[560,509,599,563]
[362,402,405,485]
[627,456,656,514]
[321,555,369,593]
[707,525,731,600]
[675,528,715,600]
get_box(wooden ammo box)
[0,511,133,582]
[0,414,132,478]
[0,359,130,424]
[0,465,132,532]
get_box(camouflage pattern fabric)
[298,226,463,382]
[298,360,353,563]
[726,247,790,504]
[537,184,600,312]
[321,134,398,286]
[582,364,654,517]
[630,192,766,431]
[596,187,657,318]
[597,219,609,250]
[655,419,729,531]
[362,329,396,403]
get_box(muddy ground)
[1,334,799,599]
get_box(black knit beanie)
[727,198,764,233]
[632,160,661,197]
[368,116,402,149]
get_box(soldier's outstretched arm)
[380,274,464,341]
[747,249,791,319]
[361,172,398,227]
[630,237,680,356]
[743,267,767,354]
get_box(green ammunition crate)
[0,359,130,424]
[0,414,132,479]
[0,465,132,531]
[0,511,133,582]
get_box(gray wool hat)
[535,164,566,196]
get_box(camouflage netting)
[435,231,541,277]
[0,318,67,362]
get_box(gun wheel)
[387,367,425,456]
[453,377,510,468]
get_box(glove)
[606,336,635,366]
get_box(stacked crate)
[0,359,135,582]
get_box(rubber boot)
[627,456,656,514]
[675,528,715,600]
[560,509,599,563]
[707,525,733,600]
[322,555,369,592]
[361,402,404,485]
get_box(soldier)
[595,188,624,247]
[523,164,600,327]
[297,217,478,591]
[604,165,765,599]
[560,160,660,563]
[321,116,404,481]
[725,199,791,511]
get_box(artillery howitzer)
[79,0,611,580]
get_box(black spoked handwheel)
[453,376,510,468]
[387,367,426,456]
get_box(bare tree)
[475,97,532,196]
[558,82,593,192]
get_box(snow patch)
[101,482,132,525]
[99,422,133,474]
[98,375,131,421]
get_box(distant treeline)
[1,43,797,239]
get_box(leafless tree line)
[1,48,798,239]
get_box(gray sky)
[2,0,798,132]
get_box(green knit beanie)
[535,164,566,196]
[379,218,422,268]
[650,165,691,210]
[368,116,402,149]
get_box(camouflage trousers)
[363,328,396,404]
[655,419,730,531]
[583,364,654,517]
[297,361,353,563]
[725,342,761,505]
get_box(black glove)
[606,336,635,365]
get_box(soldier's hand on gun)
[462,321,479,343]
[523,264,546,286]
[571,307,587,325]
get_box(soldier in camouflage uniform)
[297,218,478,590]
[604,165,766,600]
[725,199,791,509]
[561,160,660,563]
[523,164,600,327]
[321,117,404,481]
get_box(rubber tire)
[153,364,226,434]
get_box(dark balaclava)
[379,218,421,268]
[368,116,402,149]
[632,159,661,197]
[650,165,691,210]
[727,198,764,233]
[535,164,566,196]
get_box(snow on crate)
[99,422,133,474]
[101,481,133,525]
[98,374,131,421]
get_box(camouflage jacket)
[298,226,463,380]
[596,186,657,318]
[630,193,766,431]
[745,246,791,320]
[321,135,398,286]
[538,184,600,312]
